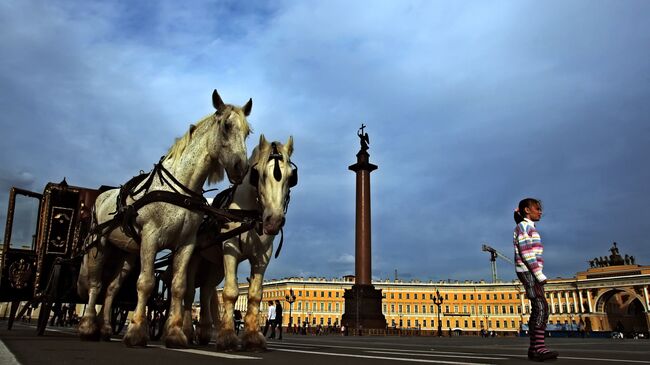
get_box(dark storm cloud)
[1,0,649,284]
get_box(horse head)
[209,89,252,185]
[249,134,297,235]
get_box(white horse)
[77,90,252,348]
[183,135,296,351]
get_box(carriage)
[0,179,170,337]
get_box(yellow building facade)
[218,262,650,335]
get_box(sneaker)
[528,350,559,362]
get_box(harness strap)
[274,228,284,259]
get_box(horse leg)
[197,277,217,345]
[241,264,267,351]
[78,239,108,341]
[164,243,194,348]
[182,254,199,344]
[123,246,156,347]
[100,253,136,341]
[216,253,240,351]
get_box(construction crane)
[482,244,515,283]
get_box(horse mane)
[164,106,252,186]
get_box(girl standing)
[514,198,558,362]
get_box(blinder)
[249,162,298,188]
[249,142,298,189]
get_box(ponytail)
[514,198,542,224]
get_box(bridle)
[249,142,298,192]
[247,142,298,258]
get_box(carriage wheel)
[147,270,170,341]
[111,305,129,335]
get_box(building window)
[472,320,476,328]
[422,305,426,313]
[479,306,483,314]
[455,320,459,327]
[470,294,474,300]
[321,291,325,297]
[423,320,427,327]
[511,320,515,328]
[391,293,394,299]
[399,304,403,313]
[504,321,508,328]
[509,293,513,299]
[320,303,324,311]
[298,302,302,310]
[407,320,411,327]
[501,294,505,300]
[454,305,459,313]
[414,293,418,299]
[336,292,340,298]
[406,293,410,299]
[445,294,449,300]
[328,292,332,297]
[313,291,317,297]
[298,291,302,296]
[328,303,332,311]
[336,303,340,311]
[445,305,450,313]
[501,305,506,314]
[383,304,387,313]
[464,320,468,328]
[399,293,402,299]
[415,319,419,327]
[496,321,501,328]
[306,291,309,297]
[463,294,467,300]
[478,294,482,300]
[391,304,395,313]
[454,294,458,300]
[430,305,434,313]
[446,320,450,327]
[509,306,514,314]
[407,305,411,313]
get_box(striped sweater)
[513,218,547,283]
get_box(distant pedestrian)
[514,198,558,361]
[275,300,283,340]
[267,301,277,339]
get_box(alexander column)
[341,124,387,333]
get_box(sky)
[1,0,649,284]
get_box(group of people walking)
[263,300,283,340]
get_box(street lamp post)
[432,289,444,337]
[285,288,296,334]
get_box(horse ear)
[243,98,252,116]
[212,89,225,111]
[259,134,268,148]
[286,136,294,156]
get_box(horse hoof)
[123,322,148,347]
[78,317,100,341]
[216,329,240,351]
[242,331,267,352]
[100,325,113,341]
[164,326,188,348]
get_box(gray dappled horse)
[184,135,296,351]
[77,90,252,348]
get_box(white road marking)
[271,348,495,365]
[366,350,507,360]
[0,339,22,365]
[150,345,262,359]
